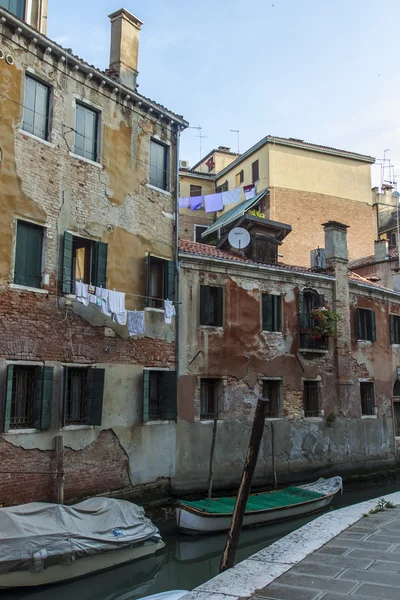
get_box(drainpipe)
[175,128,181,385]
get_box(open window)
[146,255,175,308]
[299,289,327,350]
[262,294,281,331]
[2,364,53,432]
[62,232,108,294]
[356,308,376,342]
[63,367,105,426]
[142,369,177,422]
[262,380,281,418]
[200,379,222,419]
[200,285,224,327]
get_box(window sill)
[3,428,40,435]
[60,425,94,431]
[299,348,328,354]
[304,417,323,422]
[143,420,173,425]
[199,419,222,424]
[357,340,373,344]
[199,325,224,330]
[69,152,103,168]
[262,330,283,335]
[265,417,283,421]
[17,129,55,148]
[146,184,171,196]
[361,415,377,419]
[145,307,164,314]
[10,283,48,294]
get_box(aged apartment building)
[0,1,188,505]
[179,137,377,266]
[176,217,400,492]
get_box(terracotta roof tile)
[349,247,398,269]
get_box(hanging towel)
[204,192,223,213]
[127,311,145,336]
[190,196,203,212]
[108,290,125,315]
[164,300,176,325]
[75,281,90,306]
[244,184,256,200]
[222,187,241,207]
[96,287,112,316]
[89,294,97,304]
[179,197,190,209]
[113,310,127,326]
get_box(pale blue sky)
[48,0,400,185]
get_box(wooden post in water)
[220,397,268,573]
[55,435,65,504]
[271,421,277,490]
[207,418,218,498]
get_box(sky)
[48,0,400,186]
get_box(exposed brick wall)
[179,213,214,241]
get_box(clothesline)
[73,281,181,305]
[179,184,256,212]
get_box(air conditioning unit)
[179,160,190,169]
[310,248,326,270]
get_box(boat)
[176,476,342,534]
[136,592,189,600]
[0,497,165,589]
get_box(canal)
[5,479,400,600]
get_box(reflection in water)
[5,480,400,600]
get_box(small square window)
[303,381,319,417]
[356,308,376,342]
[75,103,100,162]
[23,74,50,140]
[262,294,281,331]
[150,140,169,191]
[14,220,44,289]
[262,380,281,418]
[194,225,208,243]
[200,285,223,327]
[360,382,375,416]
[200,379,221,419]
[190,185,202,197]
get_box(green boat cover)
[179,486,324,515]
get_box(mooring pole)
[207,417,218,498]
[271,421,277,490]
[220,397,268,572]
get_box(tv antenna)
[230,129,240,154]
[188,125,208,160]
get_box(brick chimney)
[108,8,143,90]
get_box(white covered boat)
[176,476,342,534]
[0,497,165,589]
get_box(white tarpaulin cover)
[0,498,161,574]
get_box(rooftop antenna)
[187,125,207,161]
[382,148,391,188]
[230,129,240,154]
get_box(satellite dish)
[228,227,250,249]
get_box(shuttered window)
[262,380,281,418]
[75,103,100,162]
[62,232,108,293]
[0,0,25,19]
[389,314,400,344]
[150,140,169,191]
[3,364,53,432]
[216,181,228,193]
[190,185,202,197]
[360,382,375,416]
[262,294,281,332]
[142,370,177,422]
[200,285,224,327]
[146,255,175,308]
[356,308,376,342]
[252,160,259,183]
[14,220,44,289]
[63,367,105,426]
[22,75,50,140]
[303,381,319,417]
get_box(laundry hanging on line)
[164,300,176,324]
[190,196,204,211]
[204,192,223,213]
[243,184,256,200]
[221,187,241,207]
[127,311,145,336]
[179,197,190,209]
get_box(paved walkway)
[253,506,400,600]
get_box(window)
[190,185,202,197]
[252,160,259,183]
[0,0,25,19]
[63,367,105,426]
[252,238,278,264]
[303,381,319,417]
[393,381,400,436]
[14,220,44,289]
[3,365,53,432]
[75,103,100,162]
[142,370,177,421]
[356,308,376,342]
[146,255,175,308]
[390,315,400,344]
[262,294,281,332]
[235,170,244,186]
[194,225,208,243]
[360,382,375,416]
[389,232,397,250]
[62,233,108,294]
[150,139,169,191]
[216,181,228,193]
[299,290,327,350]
[262,380,281,418]
[200,379,221,419]
[22,75,50,140]
[200,285,223,327]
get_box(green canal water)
[5,479,400,600]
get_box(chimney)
[393,273,400,292]
[323,221,349,263]
[374,239,389,262]
[108,8,143,90]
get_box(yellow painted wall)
[179,175,215,199]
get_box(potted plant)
[305,306,341,340]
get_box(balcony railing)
[300,334,328,351]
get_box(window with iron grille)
[0,0,25,19]
[390,315,400,344]
[63,367,105,426]
[23,74,50,140]
[200,379,220,419]
[75,102,100,162]
[150,139,169,190]
[142,370,177,422]
[190,185,202,197]
[360,382,375,416]
[200,285,224,327]
[9,366,35,429]
[262,380,281,418]
[303,381,319,417]
[14,220,44,289]
[252,160,259,183]
[356,308,376,342]
[299,290,327,350]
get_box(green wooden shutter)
[216,287,224,327]
[200,285,211,325]
[145,255,152,306]
[93,242,108,288]
[40,367,53,430]
[4,365,14,432]
[62,232,74,294]
[371,310,376,342]
[14,222,42,288]
[166,260,175,301]
[85,369,105,426]
[33,366,43,429]
[262,294,273,331]
[143,369,150,423]
[162,371,177,421]
[298,291,305,331]
[318,294,325,308]
[62,366,69,427]
[390,314,395,344]
[273,295,281,332]
[356,308,362,340]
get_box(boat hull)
[176,493,335,534]
[0,539,165,589]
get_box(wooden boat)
[176,476,342,534]
[0,497,165,589]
